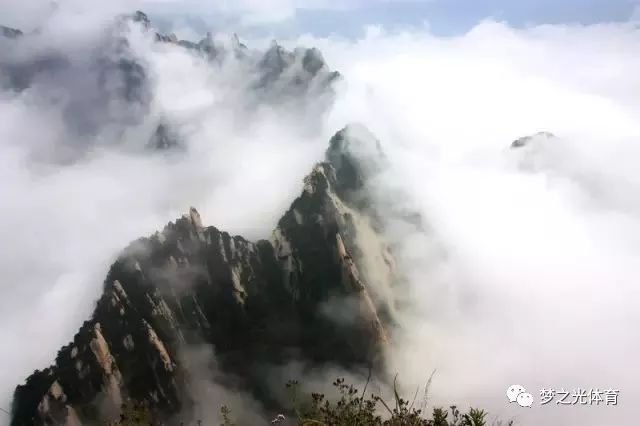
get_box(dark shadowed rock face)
[11,126,394,426]
[511,131,555,149]
[326,124,386,198]
[1,26,23,39]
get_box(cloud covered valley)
[1,3,640,425]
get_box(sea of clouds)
[1,1,640,425]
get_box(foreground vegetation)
[111,377,510,426]
[261,377,502,426]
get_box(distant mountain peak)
[131,10,151,28]
[0,10,340,156]
[0,25,23,39]
[511,131,556,149]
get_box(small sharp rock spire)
[189,207,204,230]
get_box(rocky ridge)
[10,125,396,426]
[511,131,555,149]
[0,11,340,153]
[0,26,23,39]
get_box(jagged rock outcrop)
[1,26,23,39]
[0,11,340,154]
[11,126,395,426]
[0,11,339,101]
[510,131,560,173]
[511,131,555,149]
[0,13,152,143]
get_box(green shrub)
[106,399,152,426]
[280,377,497,426]
[108,377,509,426]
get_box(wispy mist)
[0,9,330,417]
[1,4,640,426]
[302,22,640,425]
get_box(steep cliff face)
[11,125,396,425]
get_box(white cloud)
[295,22,640,425]
[0,18,329,417]
[2,5,640,426]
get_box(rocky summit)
[10,125,396,425]
[0,11,339,155]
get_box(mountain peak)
[11,128,393,425]
[326,124,386,194]
[511,131,556,149]
[0,10,339,154]
[131,10,151,27]
[0,25,23,39]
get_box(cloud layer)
[0,13,332,418]
[304,21,640,425]
[2,4,640,426]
